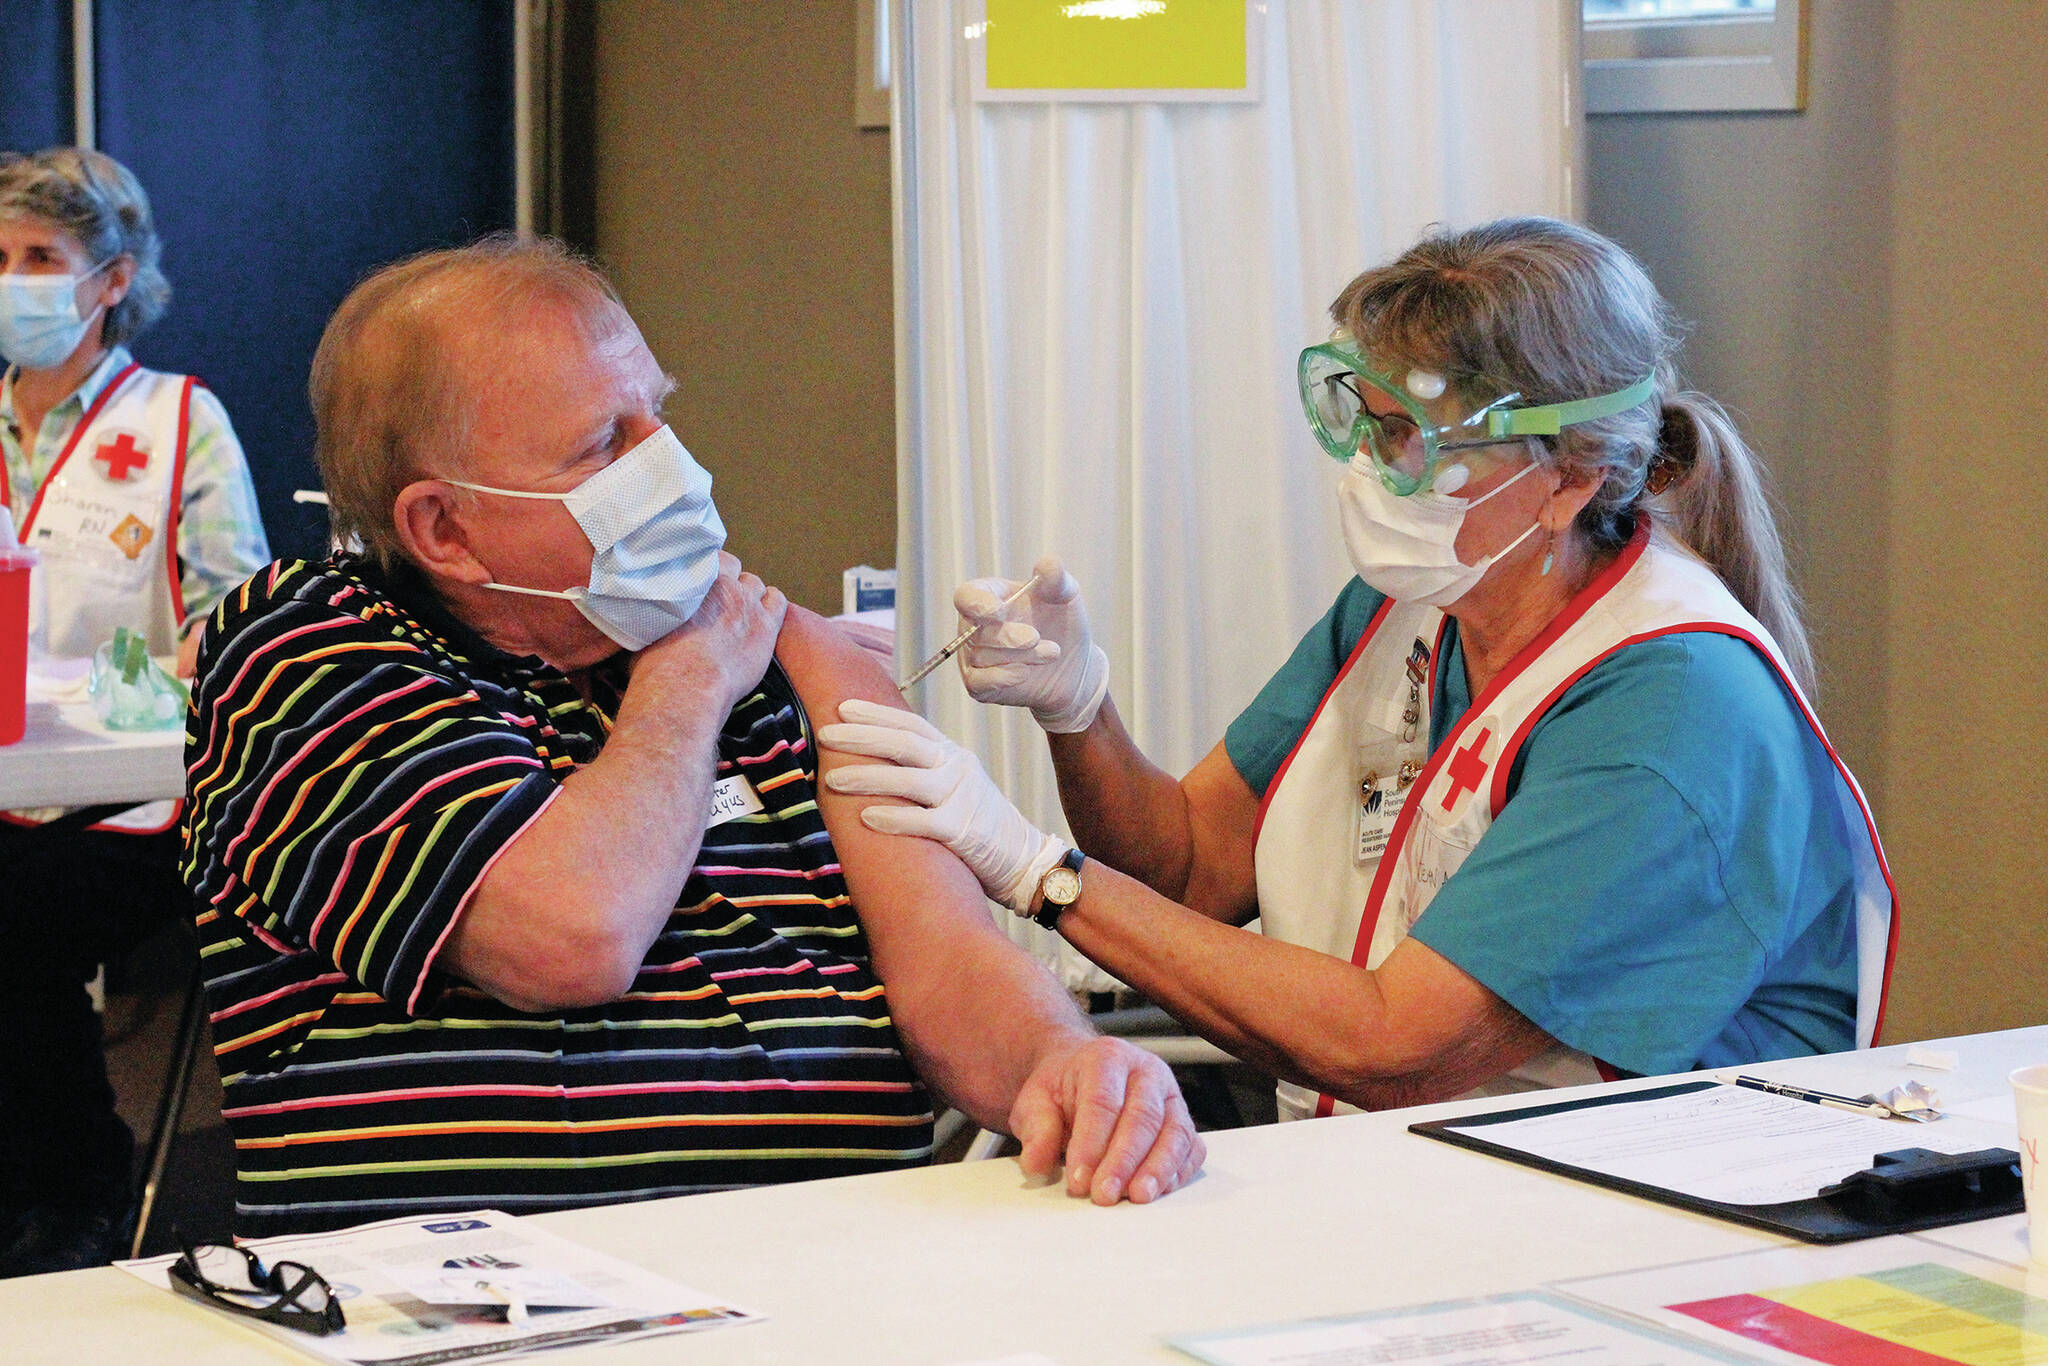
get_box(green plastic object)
[88,626,189,730]
[1298,340,1656,496]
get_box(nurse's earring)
[1537,473,1567,577]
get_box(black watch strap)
[1032,847,1086,933]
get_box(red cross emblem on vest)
[1441,727,1493,812]
[93,431,150,482]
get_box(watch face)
[1043,866,1082,905]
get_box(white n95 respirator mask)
[448,424,728,652]
[1337,455,1543,608]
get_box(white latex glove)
[955,554,1109,734]
[818,699,1067,914]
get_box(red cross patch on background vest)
[93,430,151,482]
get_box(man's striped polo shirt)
[182,557,933,1236]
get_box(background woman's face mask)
[0,260,110,370]
[448,424,728,652]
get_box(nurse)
[820,217,1894,1120]
[0,147,267,1272]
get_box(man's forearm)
[450,659,733,1007]
[547,661,730,925]
[887,921,1096,1129]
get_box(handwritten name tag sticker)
[709,774,765,827]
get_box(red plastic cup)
[0,543,33,746]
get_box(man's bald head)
[311,235,635,569]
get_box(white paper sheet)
[1458,1085,1991,1206]
[118,1210,760,1365]
[1171,1290,1759,1365]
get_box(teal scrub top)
[1224,577,1860,1077]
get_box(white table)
[0,657,185,808]
[2,1027,2040,1365]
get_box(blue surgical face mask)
[0,260,110,371]
[447,424,728,653]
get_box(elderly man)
[181,238,1202,1237]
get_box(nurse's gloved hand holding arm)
[823,701,1250,922]
[822,700,1066,912]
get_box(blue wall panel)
[0,0,74,153]
[95,0,516,560]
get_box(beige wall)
[1588,1,2048,1042]
[590,0,896,616]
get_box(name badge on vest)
[708,774,765,827]
[1355,739,1422,865]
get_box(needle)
[897,571,1044,690]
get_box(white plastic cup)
[2012,1064,2048,1267]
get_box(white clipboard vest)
[1252,529,1897,1123]
[9,361,196,834]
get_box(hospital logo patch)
[92,429,152,482]
[109,513,154,560]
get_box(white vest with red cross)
[20,361,194,660]
[1252,529,1896,1123]
[9,362,196,834]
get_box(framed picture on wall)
[967,0,1262,105]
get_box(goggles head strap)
[1484,373,1657,438]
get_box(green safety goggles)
[1298,340,1656,496]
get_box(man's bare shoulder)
[774,604,905,715]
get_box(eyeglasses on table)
[167,1236,347,1336]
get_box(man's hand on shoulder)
[632,551,787,711]
[1011,1035,1205,1205]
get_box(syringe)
[897,571,1044,691]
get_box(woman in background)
[0,147,267,1274]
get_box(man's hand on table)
[1011,1034,1205,1205]
[631,551,787,709]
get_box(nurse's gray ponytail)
[1333,216,1816,695]
[1650,390,1813,695]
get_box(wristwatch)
[1027,847,1086,933]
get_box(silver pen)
[1729,1074,1902,1120]
[897,571,1044,690]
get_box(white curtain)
[893,1,1582,985]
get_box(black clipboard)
[1408,1081,2024,1244]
